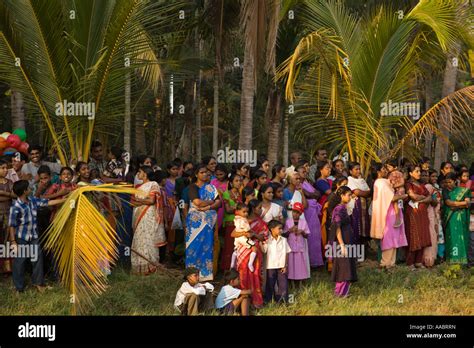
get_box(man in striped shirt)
[8,180,66,293]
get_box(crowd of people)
[0,143,473,315]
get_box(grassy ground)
[0,260,473,316]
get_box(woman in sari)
[442,172,471,264]
[296,163,323,268]
[259,183,283,223]
[314,160,332,208]
[185,164,221,281]
[131,166,166,275]
[232,199,267,308]
[370,163,408,270]
[404,165,432,269]
[347,162,371,245]
[220,173,242,270]
[421,170,439,267]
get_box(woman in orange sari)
[131,166,166,275]
[232,199,268,308]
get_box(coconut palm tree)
[276,0,473,174]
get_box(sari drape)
[185,183,218,281]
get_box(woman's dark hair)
[76,161,88,174]
[370,162,384,181]
[333,159,344,167]
[459,169,469,178]
[331,176,348,191]
[257,183,273,201]
[201,156,216,166]
[137,155,150,166]
[334,185,352,205]
[440,161,452,172]
[110,146,124,160]
[227,173,242,191]
[271,164,285,180]
[295,159,308,173]
[252,170,267,188]
[167,160,181,171]
[13,180,29,197]
[267,219,283,231]
[248,199,261,215]
[407,164,421,176]
[347,161,360,173]
[242,186,255,201]
[445,172,458,181]
[60,166,74,176]
[37,165,51,176]
[386,158,398,167]
[215,163,229,177]
[192,163,208,183]
[232,162,249,174]
[270,181,283,193]
[172,158,183,166]
[139,165,155,181]
[257,158,269,170]
[150,170,168,184]
[314,160,330,181]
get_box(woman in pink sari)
[370,163,408,270]
[232,199,268,308]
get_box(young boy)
[215,269,252,316]
[261,219,292,303]
[174,267,214,315]
[386,159,405,228]
[8,180,66,292]
[0,159,14,274]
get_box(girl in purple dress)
[284,202,310,286]
[329,186,358,298]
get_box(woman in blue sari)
[185,164,221,281]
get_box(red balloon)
[0,137,7,150]
[7,134,21,148]
[18,142,29,154]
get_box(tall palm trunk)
[238,51,255,151]
[434,44,460,171]
[282,108,289,166]
[423,77,434,157]
[213,73,219,156]
[11,89,25,130]
[266,87,282,167]
[153,97,162,161]
[135,110,146,154]
[124,72,131,154]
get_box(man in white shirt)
[21,146,61,188]
[261,220,291,303]
[174,267,214,315]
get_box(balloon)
[0,132,11,140]
[3,147,16,155]
[13,128,27,142]
[18,141,29,154]
[0,137,7,150]
[7,134,21,148]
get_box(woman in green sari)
[442,173,471,264]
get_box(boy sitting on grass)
[8,180,66,293]
[215,269,251,316]
[174,267,214,315]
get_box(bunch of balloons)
[0,129,29,156]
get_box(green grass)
[0,261,472,316]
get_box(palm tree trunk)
[424,78,434,157]
[153,97,162,161]
[213,73,219,156]
[266,87,282,167]
[124,72,131,154]
[135,110,146,154]
[238,49,255,151]
[282,108,289,167]
[11,89,25,130]
[434,44,460,171]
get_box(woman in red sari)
[232,199,268,308]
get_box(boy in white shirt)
[215,269,252,316]
[261,219,291,303]
[174,267,214,315]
